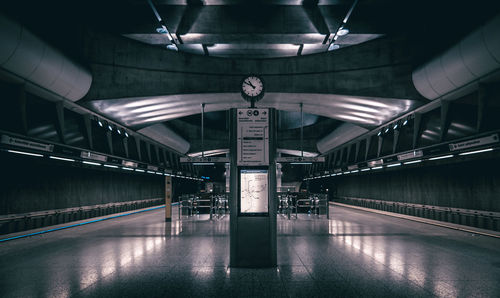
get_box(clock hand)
[244,80,256,89]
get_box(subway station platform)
[1,205,499,298]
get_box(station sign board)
[180,156,230,163]
[397,150,423,161]
[237,108,269,166]
[449,134,499,151]
[1,135,54,152]
[81,151,107,162]
[275,156,325,163]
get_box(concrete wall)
[328,157,500,212]
[0,152,165,215]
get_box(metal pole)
[201,103,205,157]
[300,103,304,157]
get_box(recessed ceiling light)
[328,44,340,51]
[337,27,350,36]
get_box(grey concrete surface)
[0,205,499,297]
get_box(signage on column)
[237,108,269,166]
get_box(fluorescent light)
[393,124,398,130]
[147,170,155,174]
[387,163,401,168]
[124,132,129,138]
[403,119,408,126]
[404,160,422,165]
[192,162,215,166]
[7,150,43,157]
[49,156,75,162]
[351,170,359,173]
[104,164,119,168]
[164,173,171,176]
[122,167,134,171]
[98,120,103,127]
[361,168,371,172]
[384,127,389,133]
[135,169,145,172]
[117,129,121,135]
[82,161,101,166]
[108,125,112,131]
[372,166,383,170]
[337,173,343,176]
[429,155,453,161]
[155,172,163,175]
[377,131,382,136]
[458,148,493,156]
[290,162,312,165]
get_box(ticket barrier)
[277,193,329,220]
[178,193,229,220]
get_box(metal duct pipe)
[412,14,500,100]
[0,14,92,101]
[138,124,190,154]
[316,123,369,154]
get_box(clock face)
[241,76,264,98]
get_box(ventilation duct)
[138,124,190,154]
[316,123,369,154]
[412,14,500,100]
[0,14,92,101]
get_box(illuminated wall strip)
[7,150,43,157]
[82,161,101,166]
[387,163,401,168]
[104,164,119,168]
[122,167,134,171]
[361,168,371,171]
[428,154,453,161]
[135,169,145,172]
[146,170,155,174]
[458,148,493,156]
[404,159,422,165]
[0,205,165,243]
[372,166,383,170]
[49,156,75,162]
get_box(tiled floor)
[1,205,499,297]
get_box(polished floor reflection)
[1,205,499,297]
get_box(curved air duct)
[412,14,500,100]
[138,124,190,155]
[0,14,92,101]
[317,123,369,154]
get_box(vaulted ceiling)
[1,0,499,157]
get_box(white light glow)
[372,166,383,170]
[147,171,155,174]
[104,164,119,168]
[49,156,75,162]
[351,170,359,173]
[458,148,493,156]
[123,167,134,171]
[361,168,371,172]
[387,163,401,168]
[428,155,453,161]
[404,160,422,165]
[7,150,43,157]
[135,169,145,172]
[82,161,101,166]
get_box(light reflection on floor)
[0,206,499,297]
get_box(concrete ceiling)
[2,0,499,156]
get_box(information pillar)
[229,108,277,268]
[165,175,172,222]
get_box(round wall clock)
[240,75,265,107]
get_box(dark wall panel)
[328,157,500,212]
[0,152,165,215]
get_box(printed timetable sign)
[237,108,269,166]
